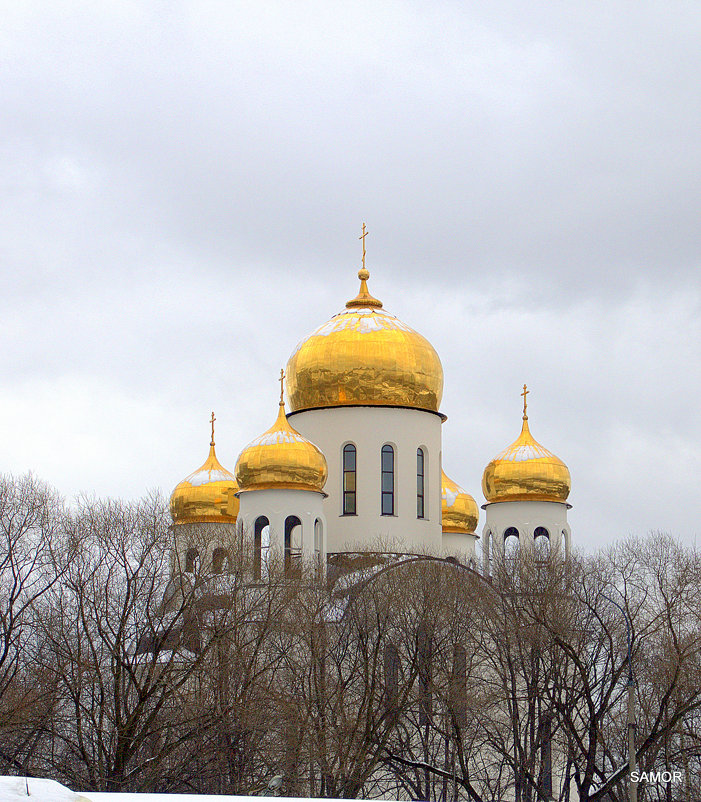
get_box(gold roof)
[236,376,328,493]
[170,414,239,525]
[482,387,570,504]
[441,470,479,534]
[285,268,443,414]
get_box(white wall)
[442,531,478,565]
[289,406,443,554]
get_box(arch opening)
[284,515,302,578]
[534,526,550,560]
[253,516,270,581]
[212,547,230,574]
[503,527,519,560]
[185,547,199,574]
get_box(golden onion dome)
[170,414,239,525]
[482,386,571,504]
[441,470,479,534]
[236,376,328,493]
[285,267,443,414]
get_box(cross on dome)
[346,223,383,309]
[359,222,368,271]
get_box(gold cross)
[210,411,216,446]
[521,384,529,419]
[359,222,368,269]
[279,368,285,405]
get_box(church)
[168,234,573,582]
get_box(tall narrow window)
[381,445,395,515]
[342,444,357,515]
[384,643,399,715]
[416,447,425,519]
[450,645,467,728]
[417,624,433,726]
[539,714,553,798]
[314,519,323,578]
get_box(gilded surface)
[170,444,239,525]
[482,417,571,503]
[441,470,478,534]
[286,271,443,413]
[235,402,328,493]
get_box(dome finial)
[346,223,383,309]
[360,221,368,271]
[521,384,529,421]
[279,368,286,407]
[210,410,216,447]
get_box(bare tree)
[378,536,701,802]
[0,474,64,775]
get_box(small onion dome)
[482,402,571,503]
[170,431,239,525]
[235,399,328,494]
[441,470,478,534]
[285,268,443,414]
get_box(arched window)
[504,527,519,560]
[384,643,399,714]
[450,645,467,728]
[417,624,433,725]
[342,444,357,515]
[416,447,425,519]
[254,516,269,581]
[212,547,228,574]
[314,518,322,554]
[185,548,199,573]
[314,518,323,577]
[540,714,553,797]
[284,515,302,578]
[381,444,395,516]
[534,526,550,560]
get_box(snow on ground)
[0,778,327,802]
[0,776,92,801]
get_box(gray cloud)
[1,1,699,549]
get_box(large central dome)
[286,269,443,413]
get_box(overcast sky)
[2,1,700,551]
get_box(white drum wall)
[482,499,572,575]
[288,406,443,554]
